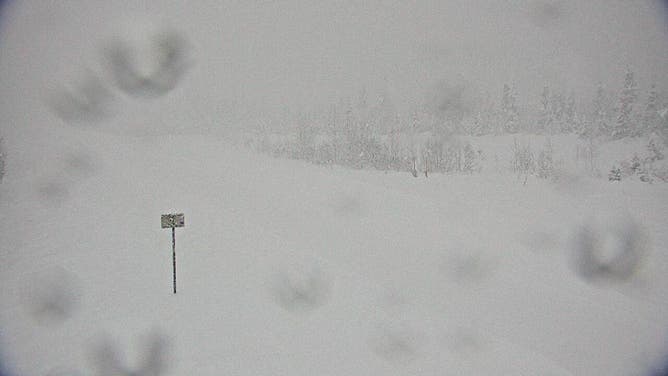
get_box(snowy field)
[1,128,668,375]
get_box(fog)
[2,2,668,376]
[1,0,667,136]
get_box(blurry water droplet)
[571,216,648,283]
[330,190,363,216]
[528,1,566,28]
[63,151,98,178]
[446,249,494,284]
[89,330,170,376]
[25,268,81,325]
[37,180,69,204]
[50,74,115,124]
[369,324,422,364]
[104,29,191,98]
[445,326,485,355]
[271,259,330,313]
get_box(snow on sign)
[161,213,184,228]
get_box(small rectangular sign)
[161,213,185,228]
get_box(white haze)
[1,0,667,136]
[1,1,668,376]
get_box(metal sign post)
[161,213,184,294]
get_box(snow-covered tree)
[470,93,495,135]
[295,113,316,160]
[501,84,520,133]
[641,84,660,136]
[536,138,554,179]
[646,137,664,163]
[536,86,552,134]
[614,68,637,138]
[609,166,622,181]
[564,94,577,134]
[470,111,483,136]
[551,93,565,134]
[592,84,612,137]
[0,136,5,183]
[462,143,478,173]
[511,138,534,184]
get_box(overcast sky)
[1,0,667,135]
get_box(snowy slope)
[1,129,668,376]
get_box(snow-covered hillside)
[1,128,668,376]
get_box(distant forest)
[244,68,667,176]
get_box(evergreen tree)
[373,92,398,134]
[537,86,552,134]
[296,112,316,160]
[614,68,637,139]
[536,138,554,179]
[462,143,477,173]
[646,137,664,162]
[502,84,520,133]
[609,165,622,181]
[564,94,577,134]
[469,93,493,135]
[592,84,611,137]
[551,93,565,133]
[471,110,485,136]
[642,84,660,136]
[0,136,5,183]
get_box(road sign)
[161,213,185,294]
[161,213,184,228]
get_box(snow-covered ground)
[1,127,668,376]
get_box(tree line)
[246,68,667,174]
